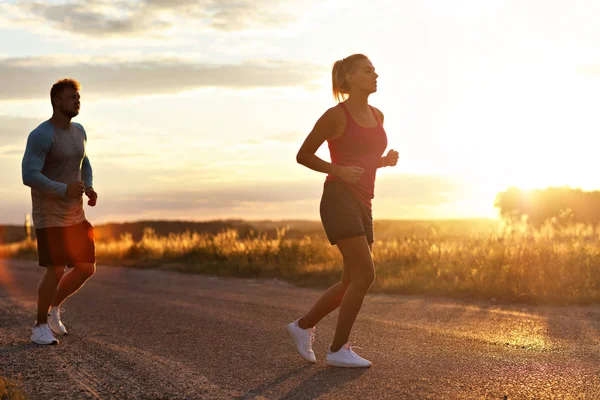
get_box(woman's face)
[347,58,378,94]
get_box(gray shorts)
[320,180,374,245]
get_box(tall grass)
[0,376,27,400]
[2,222,599,304]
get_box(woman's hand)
[383,149,399,167]
[334,165,364,183]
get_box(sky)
[1,0,599,225]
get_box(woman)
[287,54,399,367]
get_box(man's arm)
[81,155,93,189]
[77,123,97,206]
[76,123,94,189]
[21,128,68,197]
[82,156,97,206]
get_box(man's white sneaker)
[286,319,316,363]
[31,323,59,345]
[48,307,68,336]
[326,343,371,368]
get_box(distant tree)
[24,213,32,241]
[495,186,600,229]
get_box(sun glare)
[0,258,20,298]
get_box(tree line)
[495,187,600,227]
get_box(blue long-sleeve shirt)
[22,120,93,229]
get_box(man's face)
[54,87,80,118]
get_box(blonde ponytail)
[331,54,368,103]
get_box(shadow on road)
[233,365,311,399]
[235,364,368,400]
[281,367,368,400]
[0,342,39,356]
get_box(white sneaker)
[31,323,59,345]
[286,319,316,363]
[48,307,68,336]
[326,343,371,368]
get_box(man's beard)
[61,107,79,118]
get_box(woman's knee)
[334,279,350,302]
[337,236,376,291]
[356,268,375,291]
[341,275,351,289]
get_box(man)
[22,78,99,345]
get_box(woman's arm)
[296,107,342,175]
[297,107,364,183]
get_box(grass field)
[0,376,27,400]
[1,219,598,305]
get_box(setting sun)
[1,0,599,223]
[1,2,600,399]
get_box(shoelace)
[49,307,65,318]
[345,343,362,353]
[305,327,316,349]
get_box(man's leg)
[37,266,65,325]
[51,263,96,307]
[52,219,97,307]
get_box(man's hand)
[383,149,399,167]
[66,181,85,198]
[85,187,98,207]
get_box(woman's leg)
[329,235,375,352]
[297,263,351,329]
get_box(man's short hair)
[50,78,81,106]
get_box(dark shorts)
[35,220,96,267]
[320,180,374,245]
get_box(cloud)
[0,145,23,159]
[0,56,322,101]
[108,181,323,212]
[376,174,470,207]
[4,0,308,37]
[0,116,41,161]
[0,116,44,138]
[241,132,305,148]
[578,65,600,77]
[1,172,479,223]
[264,132,305,144]
[87,174,471,216]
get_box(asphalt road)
[1,259,599,399]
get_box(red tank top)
[325,102,388,209]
